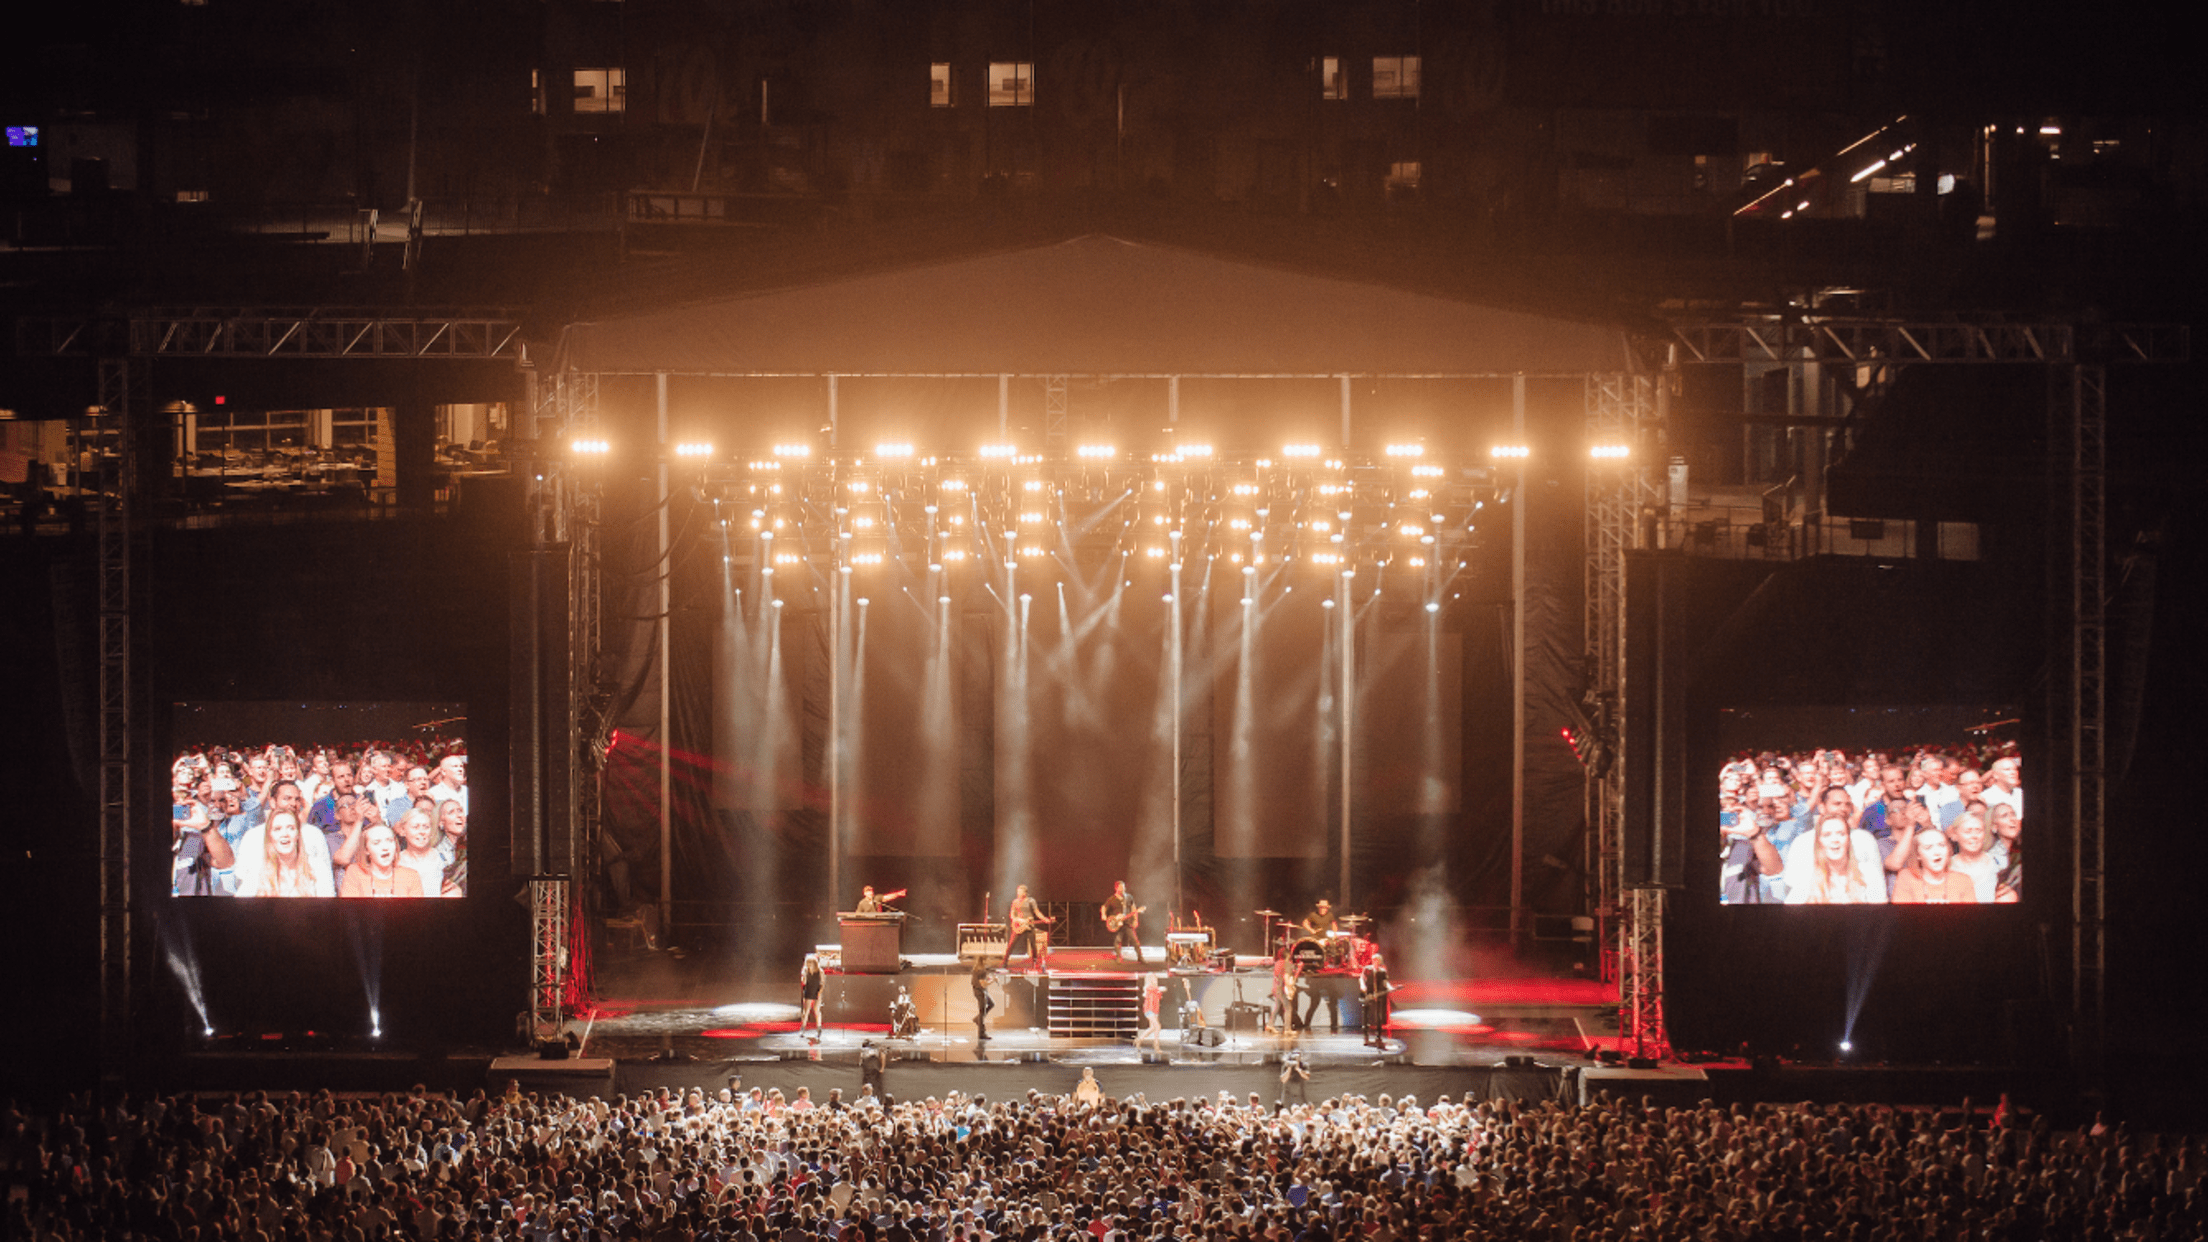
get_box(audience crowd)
[170,740,468,900]
[1719,745,2023,905]
[7,1080,2201,1242]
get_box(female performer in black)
[799,953,826,1042]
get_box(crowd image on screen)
[8,1084,2199,1242]
[170,739,468,899]
[1718,745,2021,905]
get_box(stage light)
[857,597,870,606]
[203,1024,214,1037]
[1425,602,1440,613]
[849,480,871,493]
[1398,523,1425,537]
[979,443,1019,459]
[1490,445,1530,459]
[1412,464,1443,478]
[1019,592,1033,602]
[942,549,968,562]
[1076,444,1116,458]
[1589,444,1631,460]
[1839,1039,1853,1053]
[1283,443,1322,458]
[673,441,714,459]
[939,595,952,603]
[773,443,812,458]
[771,599,784,609]
[570,437,611,456]
[1242,565,1255,575]
[874,442,914,459]
[942,478,968,491]
[1175,443,1214,459]
[1384,443,1424,457]
[1321,598,1335,608]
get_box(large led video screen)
[1716,708,2020,906]
[169,702,468,899]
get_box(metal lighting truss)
[1625,885,1669,1060]
[1584,373,1662,1012]
[530,878,571,1034]
[2051,362,2106,1081]
[91,357,143,1092]
[20,310,524,359]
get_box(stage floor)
[571,942,1619,1069]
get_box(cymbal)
[1252,908,1282,918]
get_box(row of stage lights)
[570,438,1638,579]
[569,439,1632,462]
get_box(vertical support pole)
[827,373,839,453]
[1339,569,1354,911]
[1170,533,1184,915]
[998,375,1010,438]
[2053,360,2106,1088]
[828,557,844,928]
[656,373,673,944]
[1168,376,1180,426]
[1511,375,1527,952]
[92,356,135,1095]
[1339,375,1353,447]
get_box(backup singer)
[1101,880,1146,963]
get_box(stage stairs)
[1046,972,1140,1037]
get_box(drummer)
[1300,899,1337,938]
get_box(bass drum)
[1290,938,1326,971]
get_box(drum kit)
[1255,909,1375,972]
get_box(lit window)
[1372,56,1421,100]
[1386,161,1422,190]
[988,62,1033,107]
[175,190,208,203]
[531,69,544,115]
[1321,57,1346,101]
[574,68,627,114]
[931,63,954,107]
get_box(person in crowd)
[1949,810,2002,903]
[1779,815,1887,904]
[1985,754,2024,818]
[341,822,424,897]
[436,798,469,897]
[431,752,468,813]
[307,758,359,837]
[234,810,336,898]
[393,807,446,897]
[1893,823,1979,903]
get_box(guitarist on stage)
[1007,884,1052,969]
[1360,950,1400,1048]
[1102,880,1147,963]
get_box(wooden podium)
[837,912,906,973]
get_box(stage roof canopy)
[558,236,1631,378]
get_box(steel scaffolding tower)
[1624,885,1670,1060]
[91,357,142,1092]
[1585,374,1662,995]
[2052,362,2107,1081]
